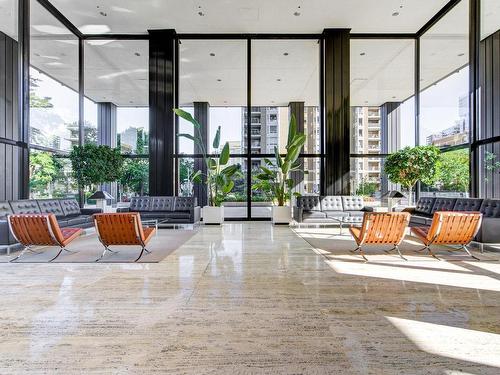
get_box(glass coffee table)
[141,219,158,230]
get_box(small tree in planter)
[174,108,241,224]
[252,114,307,224]
[69,144,124,205]
[384,145,440,205]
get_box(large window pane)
[30,0,79,151]
[420,148,470,198]
[29,152,77,199]
[420,0,469,147]
[118,158,149,202]
[84,97,97,144]
[252,40,319,152]
[117,107,149,154]
[350,39,415,154]
[179,40,246,155]
[478,142,500,198]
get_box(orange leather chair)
[93,213,156,262]
[350,212,410,261]
[8,214,82,262]
[411,211,482,260]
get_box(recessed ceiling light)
[198,11,205,16]
[392,12,399,16]
[392,96,396,99]
[360,52,366,56]
[283,52,289,56]
[294,11,301,16]
[134,52,140,56]
[34,53,40,56]
[457,52,465,57]
[99,11,107,17]
[224,100,227,103]
[210,53,215,56]
[217,79,222,82]
[276,78,281,82]
[129,101,133,104]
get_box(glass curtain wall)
[250,40,320,217]
[350,38,415,205]
[28,0,79,198]
[178,39,247,217]
[84,39,149,201]
[419,0,470,197]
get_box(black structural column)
[97,102,118,200]
[322,29,351,195]
[193,101,209,206]
[149,29,177,196]
[380,102,401,195]
[289,102,305,194]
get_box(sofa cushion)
[0,202,13,220]
[321,196,343,211]
[480,199,500,218]
[174,197,195,211]
[303,211,327,219]
[297,196,321,211]
[165,211,192,219]
[345,210,365,218]
[60,199,81,217]
[65,217,88,226]
[414,197,436,215]
[410,215,432,226]
[324,211,349,219]
[454,198,483,212]
[37,199,65,217]
[129,197,152,212]
[9,200,42,215]
[149,197,174,211]
[342,196,365,211]
[430,198,457,214]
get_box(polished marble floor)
[0,222,499,374]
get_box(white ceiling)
[48,0,450,35]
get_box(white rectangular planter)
[203,206,224,225]
[272,206,291,225]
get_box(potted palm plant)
[174,109,240,224]
[252,114,306,224]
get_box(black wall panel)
[479,30,500,140]
[0,31,23,201]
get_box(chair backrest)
[93,213,145,246]
[427,211,482,245]
[8,214,64,246]
[359,212,410,245]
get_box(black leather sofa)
[404,197,500,247]
[293,196,374,224]
[117,196,200,224]
[0,198,102,254]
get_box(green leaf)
[274,146,283,168]
[287,113,297,147]
[213,126,221,150]
[173,109,201,129]
[222,180,234,194]
[208,158,217,170]
[221,164,239,177]
[219,142,230,165]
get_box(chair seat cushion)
[349,227,361,242]
[60,227,83,246]
[411,226,429,241]
[142,227,156,244]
